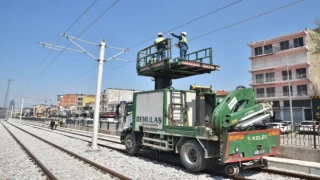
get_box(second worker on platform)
[170,32,188,60]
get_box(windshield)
[127,104,133,113]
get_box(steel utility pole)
[91,39,106,150]
[286,54,294,137]
[20,98,24,123]
[39,34,128,151]
[10,105,13,119]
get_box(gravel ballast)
[10,121,313,180]
[2,122,114,180]
[0,121,45,180]
[9,121,226,180]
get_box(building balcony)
[250,57,309,72]
[255,90,313,101]
[251,74,310,85]
[249,45,308,59]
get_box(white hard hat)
[181,32,187,36]
[158,32,163,36]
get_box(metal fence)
[65,119,121,131]
[271,124,320,149]
[21,117,122,132]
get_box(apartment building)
[248,29,320,122]
[57,94,95,114]
[57,94,77,111]
[76,95,95,112]
[100,88,142,112]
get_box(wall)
[82,96,95,107]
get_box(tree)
[309,18,320,56]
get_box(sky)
[0,0,319,108]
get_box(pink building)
[248,29,320,122]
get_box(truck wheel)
[180,140,207,172]
[125,133,140,155]
[225,163,239,176]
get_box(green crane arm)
[211,87,273,132]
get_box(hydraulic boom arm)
[212,87,273,131]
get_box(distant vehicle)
[100,112,117,123]
[299,121,320,134]
[283,121,297,131]
[267,122,290,134]
[269,119,283,123]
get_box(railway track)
[13,121,247,180]
[2,121,131,180]
[1,121,58,180]
[16,120,320,180]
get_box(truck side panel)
[133,91,164,131]
[222,129,280,164]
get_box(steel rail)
[0,121,58,180]
[20,121,121,144]
[22,120,320,180]
[14,121,248,180]
[5,122,131,180]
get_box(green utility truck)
[119,38,280,176]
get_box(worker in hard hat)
[154,32,167,62]
[170,32,188,60]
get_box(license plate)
[253,150,265,155]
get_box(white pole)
[10,105,13,120]
[6,108,9,120]
[20,98,24,123]
[286,54,294,135]
[90,39,106,150]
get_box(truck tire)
[125,133,140,155]
[180,140,207,172]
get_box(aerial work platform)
[136,38,220,79]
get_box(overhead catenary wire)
[19,0,98,95]
[72,0,303,88]
[127,0,242,49]
[189,0,303,41]
[59,0,243,89]
[19,0,120,95]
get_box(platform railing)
[136,38,172,70]
[172,47,213,64]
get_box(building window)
[297,84,308,96]
[283,86,293,96]
[264,44,273,54]
[256,88,265,98]
[296,68,306,79]
[280,40,289,50]
[254,47,263,56]
[293,37,304,48]
[284,100,310,107]
[265,72,275,82]
[266,87,275,97]
[272,101,280,107]
[255,74,264,83]
[282,70,292,80]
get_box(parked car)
[269,119,283,123]
[267,122,290,134]
[298,121,320,134]
[283,121,297,131]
